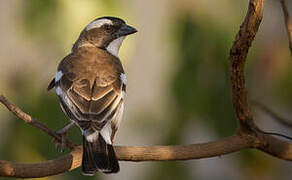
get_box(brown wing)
[56,48,125,130]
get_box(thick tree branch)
[229,0,265,131]
[280,0,292,54]
[1,0,292,178]
[228,0,292,162]
[0,135,253,178]
[257,133,292,160]
[0,146,82,178]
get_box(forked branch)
[1,0,292,178]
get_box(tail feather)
[105,144,120,174]
[82,132,119,175]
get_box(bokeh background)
[0,0,292,179]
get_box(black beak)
[117,24,137,37]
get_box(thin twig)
[280,0,292,55]
[252,100,292,128]
[0,94,76,149]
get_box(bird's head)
[75,16,137,57]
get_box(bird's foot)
[54,122,75,152]
[55,130,67,152]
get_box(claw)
[111,127,118,144]
[54,122,75,152]
[56,130,67,152]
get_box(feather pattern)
[48,16,136,175]
[56,46,125,130]
[52,46,125,174]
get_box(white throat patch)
[86,19,113,31]
[106,36,126,58]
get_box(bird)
[47,16,137,175]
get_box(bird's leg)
[56,121,75,151]
[110,124,118,144]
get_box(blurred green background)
[0,0,292,180]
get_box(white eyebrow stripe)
[86,19,113,30]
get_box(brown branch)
[280,0,292,54]
[252,100,292,128]
[0,132,290,178]
[0,135,253,178]
[1,0,292,178]
[228,0,292,162]
[0,146,83,178]
[257,133,292,160]
[229,0,265,131]
[0,94,76,149]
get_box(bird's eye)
[104,24,113,32]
